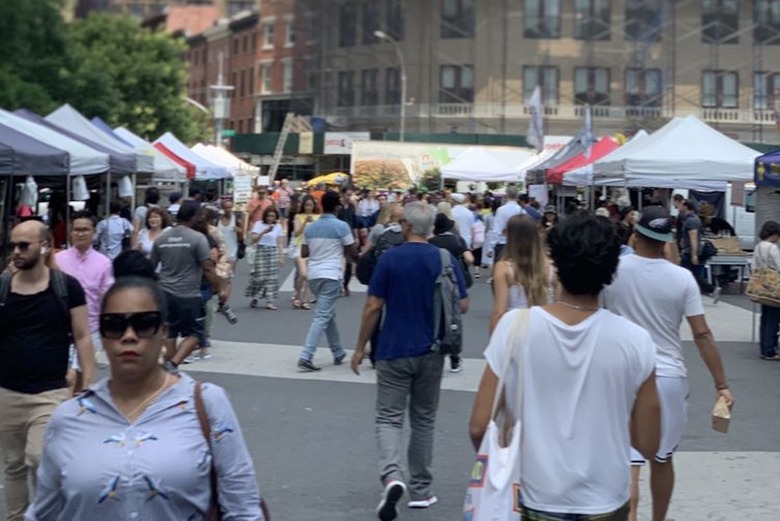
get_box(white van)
[671,185,756,251]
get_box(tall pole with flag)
[583,104,594,158]
[526,85,544,152]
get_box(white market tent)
[0,109,109,175]
[563,130,649,187]
[593,115,760,185]
[45,104,154,173]
[114,127,187,182]
[154,132,228,180]
[191,143,260,176]
[440,147,536,182]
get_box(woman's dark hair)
[546,211,621,296]
[759,220,780,241]
[112,250,157,280]
[192,207,211,236]
[101,276,168,324]
[300,194,318,214]
[262,205,279,223]
[145,207,170,229]
[144,187,160,206]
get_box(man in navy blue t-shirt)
[351,202,468,520]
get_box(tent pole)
[66,176,71,248]
[105,172,112,217]
[131,174,137,213]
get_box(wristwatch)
[715,383,729,391]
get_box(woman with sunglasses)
[25,276,265,520]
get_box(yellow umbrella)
[308,172,349,186]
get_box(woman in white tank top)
[489,214,554,333]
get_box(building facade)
[309,0,780,144]
[73,0,254,19]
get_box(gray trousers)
[375,352,444,500]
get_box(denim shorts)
[165,294,205,340]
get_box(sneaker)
[200,351,213,360]
[376,480,406,521]
[449,357,462,373]
[334,353,346,366]
[182,357,194,365]
[297,358,322,372]
[407,496,438,509]
[710,286,722,304]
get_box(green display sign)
[222,129,237,137]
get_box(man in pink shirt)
[55,210,114,359]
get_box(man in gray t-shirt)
[150,201,225,366]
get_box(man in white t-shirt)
[470,211,661,519]
[450,193,474,249]
[603,205,734,521]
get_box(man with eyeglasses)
[0,220,96,521]
[56,210,115,368]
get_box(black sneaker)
[334,353,346,365]
[449,356,462,373]
[218,304,239,324]
[376,480,406,521]
[297,358,322,372]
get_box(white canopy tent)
[0,109,109,175]
[440,147,536,182]
[113,127,187,183]
[563,130,649,187]
[154,132,228,180]
[593,116,759,184]
[46,104,155,173]
[197,144,260,174]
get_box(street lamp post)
[374,30,406,142]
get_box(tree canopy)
[0,2,209,143]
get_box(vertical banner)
[526,85,544,152]
[299,132,314,154]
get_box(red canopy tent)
[153,142,196,180]
[546,137,620,185]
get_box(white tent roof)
[199,144,260,174]
[0,109,109,175]
[563,130,649,186]
[441,147,535,182]
[593,116,759,183]
[190,143,258,176]
[154,132,228,180]
[45,104,155,173]
[114,127,187,182]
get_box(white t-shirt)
[252,222,283,247]
[451,204,474,249]
[602,254,704,378]
[484,307,655,515]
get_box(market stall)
[440,147,535,182]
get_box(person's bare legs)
[629,465,641,521]
[172,336,200,365]
[650,458,674,521]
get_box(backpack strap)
[50,269,71,322]
[194,382,220,517]
[431,249,450,350]
[0,270,13,309]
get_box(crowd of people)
[2,175,767,521]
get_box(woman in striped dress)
[246,206,285,310]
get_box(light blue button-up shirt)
[25,373,264,521]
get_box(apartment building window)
[441,0,475,39]
[574,67,611,105]
[361,69,379,105]
[702,0,739,44]
[574,0,611,41]
[363,3,381,44]
[385,67,401,104]
[524,0,560,39]
[263,22,275,49]
[386,0,405,40]
[439,65,474,103]
[339,3,358,47]
[523,66,559,105]
[283,61,293,93]
[702,71,739,108]
[285,19,296,46]
[307,59,318,90]
[231,72,238,98]
[754,72,780,109]
[249,66,254,96]
[625,0,662,41]
[242,36,248,53]
[261,63,272,94]
[338,71,355,106]
[240,69,246,97]
[625,68,662,106]
[755,0,780,44]
[233,38,239,54]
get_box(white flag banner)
[582,105,595,158]
[526,85,544,152]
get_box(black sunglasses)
[99,312,163,340]
[9,241,39,252]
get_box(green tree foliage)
[61,14,210,143]
[0,0,68,113]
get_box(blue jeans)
[760,304,780,357]
[300,278,346,362]
[681,252,714,293]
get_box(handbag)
[463,309,529,521]
[746,245,780,307]
[194,382,271,521]
[699,239,717,263]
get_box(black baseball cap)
[634,205,673,242]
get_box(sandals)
[292,298,302,309]
[250,299,260,309]
[265,302,278,310]
[301,302,312,310]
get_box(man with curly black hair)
[470,211,660,520]
[603,205,734,521]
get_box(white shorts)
[630,376,689,465]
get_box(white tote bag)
[463,309,529,521]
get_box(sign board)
[731,182,745,207]
[299,132,314,154]
[232,172,252,204]
[528,184,549,208]
[222,129,237,137]
[324,132,371,154]
[255,175,270,187]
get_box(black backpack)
[356,228,404,285]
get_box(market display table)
[706,253,752,293]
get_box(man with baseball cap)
[603,205,734,521]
